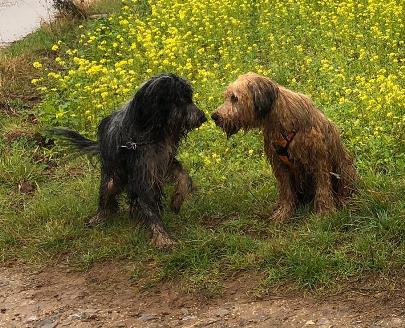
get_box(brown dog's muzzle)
[211,111,240,137]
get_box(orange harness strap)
[273,131,296,168]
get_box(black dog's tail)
[51,128,100,155]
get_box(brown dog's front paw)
[151,231,177,249]
[315,201,337,215]
[86,213,108,227]
[270,206,294,221]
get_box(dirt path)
[0,264,404,328]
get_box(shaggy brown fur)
[211,73,357,220]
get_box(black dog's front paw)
[151,231,177,249]
[86,212,108,227]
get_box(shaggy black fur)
[53,74,206,248]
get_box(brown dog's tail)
[51,128,100,155]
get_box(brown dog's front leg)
[270,159,298,221]
[167,159,195,214]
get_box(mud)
[0,263,404,327]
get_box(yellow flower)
[32,61,42,69]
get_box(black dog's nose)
[199,112,207,124]
[211,112,219,122]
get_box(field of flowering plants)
[0,0,403,289]
[34,0,404,172]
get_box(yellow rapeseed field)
[35,0,404,172]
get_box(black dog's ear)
[248,78,279,119]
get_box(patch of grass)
[0,144,403,290]
[0,0,404,293]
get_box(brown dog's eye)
[230,94,238,103]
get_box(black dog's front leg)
[137,201,176,248]
[127,185,176,248]
[168,158,195,214]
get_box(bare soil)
[1,263,404,328]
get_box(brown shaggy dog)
[211,73,357,220]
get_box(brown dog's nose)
[211,112,219,122]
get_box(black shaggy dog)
[53,74,206,248]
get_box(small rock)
[69,310,98,322]
[252,314,270,322]
[182,315,197,321]
[36,314,60,328]
[68,313,82,320]
[238,319,250,327]
[139,313,158,321]
[390,317,403,327]
[305,320,316,325]
[191,318,220,328]
[180,308,189,316]
[204,317,219,325]
[81,310,98,322]
[318,317,332,327]
[212,308,230,318]
[25,315,38,323]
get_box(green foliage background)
[33,0,405,173]
[1,0,404,290]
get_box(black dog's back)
[52,128,100,155]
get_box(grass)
[0,0,404,293]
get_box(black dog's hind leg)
[168,158,195,214]
[87,171,121,226]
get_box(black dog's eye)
[230,94,238,103]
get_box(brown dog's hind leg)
[168,159,194,214]
[313,160,336,215]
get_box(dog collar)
[120,140,152,150]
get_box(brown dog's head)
[211,73,279,137]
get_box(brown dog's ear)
[248,78,278,119]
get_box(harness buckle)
[120,141,138,150]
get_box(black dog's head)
[128,74,206,140]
